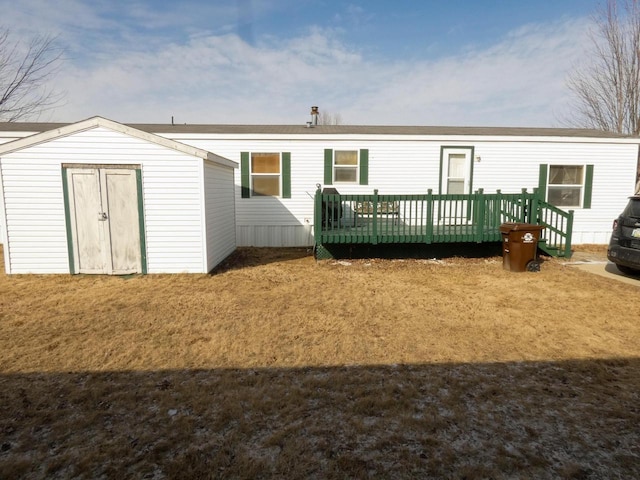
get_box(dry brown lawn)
[0,244,638,479]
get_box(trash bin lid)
[499,222,544,233]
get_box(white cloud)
[3,3,593,126]
[341,18,592,126]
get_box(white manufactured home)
[147,122,639,248]
[0,117,237,274]
[1,116,638,273]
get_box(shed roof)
[0,120,635,139]
[0,116,237,168]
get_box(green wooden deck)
[317,221,503,244]
[314,188,574,259]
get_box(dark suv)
[608,195,640,274]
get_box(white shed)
[0,117,237,274]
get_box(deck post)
[426,189,433,243]
[475,188,485,242]
[521,188,528,222]
[372,189,379,245]
[564,210,574,258]
[314,186,323,254]
[531,188,540,224]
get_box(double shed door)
[66,166,143,274]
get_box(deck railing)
[314,188,573,257]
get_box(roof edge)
[0,116,238,168]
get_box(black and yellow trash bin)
[499,223,545,272]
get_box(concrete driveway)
[566,256,640,287]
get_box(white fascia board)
[0,164,11,274]
[197,158,209,274]
[156,132,640,145]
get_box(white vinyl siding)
[0,166,5,246]
[204,160,236,271]
[475,143,636,243]
[169,139,437,246]
[1,159,69,273]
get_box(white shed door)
[66,167,142,274]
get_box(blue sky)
[3,0,602,126]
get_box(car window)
[622,199,640,218]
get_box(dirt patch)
[0,246,638,479]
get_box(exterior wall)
[172,138,327,247]
[472,141,637,243]
[165,134,639,246]
[1,150,70,273]
[203,159,236,271]
[0,127,207,274]
[0,132,34,245]
[0,166,7,248]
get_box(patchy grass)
[0,245,638,479]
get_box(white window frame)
[250,152,282,197]
[333,150,359,184]
[547,165,585,208]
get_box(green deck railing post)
[564,210,574,258]
[496,189,503,224]
[475,188,485,242]
[426,189,433,243]
[372,189,379,245]
[521,188,528,223]
[531,187,540,224]
[314,186,322,250]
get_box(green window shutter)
[241,152,250,198]
[359,149,369,185]
[538,164,548,201]
[583,164,594,209]
[324,149,333,185]
[282,152,291,198]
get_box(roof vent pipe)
[310,106,319,126]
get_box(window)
[251,153,280,196]
[323,149,369,185]
[538,164,593,209]
[447,153,468,194]
[241,152,291,198]
[547,165,584,207]
[439,146,473,195]
[334,150,358,183]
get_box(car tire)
[616,264,640,275]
